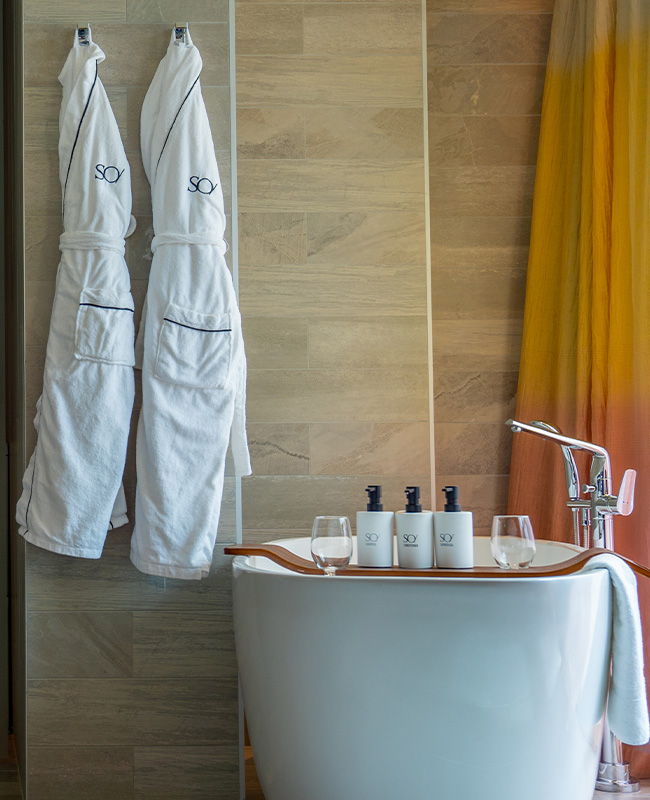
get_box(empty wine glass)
[491,515,536,569]
[311,516,352,576]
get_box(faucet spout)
[506,418,611,468]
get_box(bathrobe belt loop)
[151,232,227,254]
[59,230,126,255]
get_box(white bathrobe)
[16,31,136,558]
[131,30,251,580]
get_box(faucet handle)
[616,469,636,516]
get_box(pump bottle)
[433,485,474,568]
[356,485,394,567]
[395,486,434,569]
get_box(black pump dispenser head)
[366,485,383,512]
[404,486,422,513]
[442,485,461,512]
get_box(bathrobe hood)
[16,30,135,558]
[58,37,135,240]
[132,30,251,581]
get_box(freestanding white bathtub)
[232,537,612,800]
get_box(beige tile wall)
[428,0,553,532]
[23,3,238,798]
[236,0,433,542]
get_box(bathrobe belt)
[151,232,227,254]
[59,231,126,256]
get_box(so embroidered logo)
[188,176,218,195]
[95,164,124,184]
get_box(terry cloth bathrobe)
[131,30,251,580]
[16,31,136,558]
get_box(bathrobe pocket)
[154,302,232,390]
[74,288,136,366]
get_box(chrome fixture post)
[506,419,639,793]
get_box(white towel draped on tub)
[16,30,136,558]
[131,29,251,580]
[581,554,650,745]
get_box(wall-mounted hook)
[174,23,189,45]
[77,24,91,46]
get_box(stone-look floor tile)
[27,612,133,678]
[28,746,133,800]
[243,318,309,370]
[21,85,127,150]
[239,212,306,265]
[25,348,45,421]
[134,746,239,799]
[308,318,428,368]
[203,87,231,152]
[433,319,523,372]
[236,55,423,108]
[431,214,532,250]
[127,0,228,23]
[240,264,426,318]
[434,371,519,423]
[236,3,303,55]
[26,534,235,612]
[306,210,426,266]
[243,528,311,544]
[242,476,432,531]
[435,474,510,525]
[430,0,553,9]
[310,422,431,476]
[306,107,423,160]
[25,282,55,349]
[133,612,236,679]
[27,677,238,746]
[190,24,231,87]
[237,107,305,159]
[434,422,513,475]
[428,12,552,65]
[428,64,546,116]
[247,368,429,423]
[25,216,63,281]
[24,151,59,216]
[429,114,541,167]
[432,267,527,319]
[431,165,536,217]
[304,4,421,55]
[430,242,530,271]
[25,0,126,24]
[238,159,425,213]
[247,423,310,476]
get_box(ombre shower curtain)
[508,0,650,772]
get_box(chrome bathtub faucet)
[506,418,639,794]
[506,419,636,549]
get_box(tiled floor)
[0,738,23,799]
[246,749,650,800]
[595,784,650,798]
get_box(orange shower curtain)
[508,0,650,773]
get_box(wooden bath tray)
[224,544,650,580]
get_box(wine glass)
[311,516,353,576]
[491,515,536,569]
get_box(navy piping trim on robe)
[80,303,135,313]
[63,60,99,216]
[154,74,200,177]
[163,317,232,333]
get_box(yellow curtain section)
[509,0,650,773]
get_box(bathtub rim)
[232,535,604,584]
